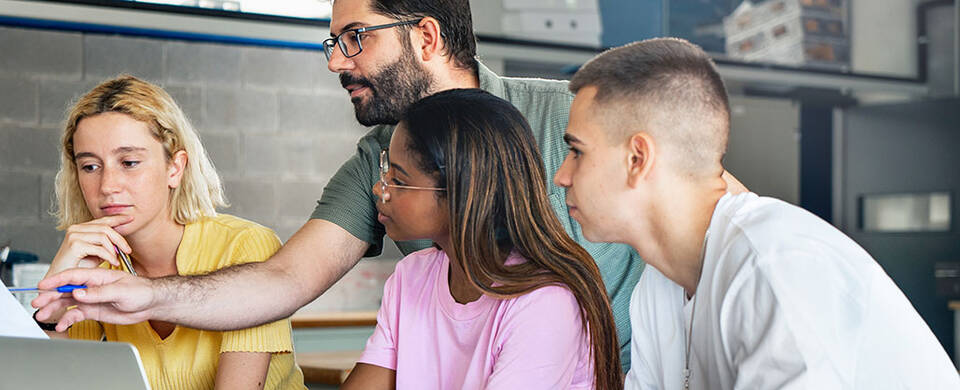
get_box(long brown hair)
[403,88,622,389]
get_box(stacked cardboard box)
[723,0,849,70]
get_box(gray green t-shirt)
[311,62,645,371]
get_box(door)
[840,97,960,363]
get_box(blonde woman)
[39,75,305,390]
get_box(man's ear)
[626,132,656,188]
[167,150,188,189]
[414,17,444,62]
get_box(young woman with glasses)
[341,88,623,390]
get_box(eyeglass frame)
[378,149,445,203]
[322,19,423,61]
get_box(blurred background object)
[723,0,849,70]
[0,242,43,312]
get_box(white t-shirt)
[625,192,959,389]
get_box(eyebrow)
[331,22,367,37]
[73,146,149,160]
[73,152,97,160]
[563,133,583,145]
[390,162,411,177]
[114,146,148,154]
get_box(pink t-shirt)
[359,248,594,389]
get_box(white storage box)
[724,0,849,69]
[500,0,602,46]
[502,0,599,11]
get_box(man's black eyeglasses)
[322,19,422,61]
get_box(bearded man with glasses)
[322,18,428,126]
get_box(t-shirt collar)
[477,62,507,100]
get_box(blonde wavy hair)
[54,75,226,230]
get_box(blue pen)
[8,284,87,293]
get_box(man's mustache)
[340,73,375,91]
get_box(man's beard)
[340,47,432,127]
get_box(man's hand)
[32,268,157,332]
[33,219,369,332]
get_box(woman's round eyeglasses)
[378,149,445,203]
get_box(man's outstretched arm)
[34,219,369,332]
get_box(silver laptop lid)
[0,336,151,390]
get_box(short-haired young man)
[554,38,959,389]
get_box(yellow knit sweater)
[69,214,305,390]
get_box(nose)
[553,154,573,188]
[327,45,354,74]
[371,179,390,204]
[100,165,123,195]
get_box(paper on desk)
[0,280,48,339]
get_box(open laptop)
[0,336,151,389]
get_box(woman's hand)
[46,215,133,278]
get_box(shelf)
[0,0,928,98]
[476,35,927,98]
[290,311,377,329]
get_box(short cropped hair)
[371,0,478,73]
[55,75,226,229]
[570,38,730,176]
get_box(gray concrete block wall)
[39,79,99,127]
[84,35,165,81]
[0,25,392,310]
[0,27,82,78]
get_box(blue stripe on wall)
[0,15,326,51]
